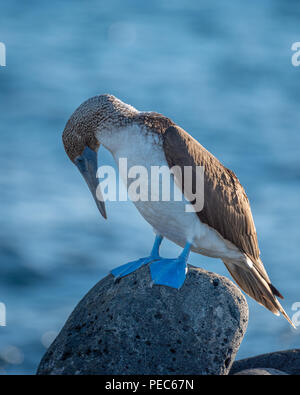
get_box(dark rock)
[37,265,248,375]
[234,368,288,375]
[230,349,300,375]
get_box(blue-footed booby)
[62,94,294,327]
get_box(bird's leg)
[150,242,192,289]
[111,235,163,280]
[149,234,163,259]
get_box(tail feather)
[269,283,284,300]
[252,257,284,300]
[223,259,295,328]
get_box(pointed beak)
[75,146,107,219]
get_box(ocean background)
[0,0,299,374]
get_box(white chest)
[107,126,198,246]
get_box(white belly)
[106,125,243,262]
[132,191,242,261]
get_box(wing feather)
[162,125,260,262]
[162,125,293,324]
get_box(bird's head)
[62,95,112,219]
[62,94,138,220]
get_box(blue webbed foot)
[110,237,192,289]
[150,258,188,289]
[150,242,192,289]
[111,256,158,280]
[111,235,163,280]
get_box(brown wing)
[162,125,260,262]
[162,125,292,321]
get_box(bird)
[62,94,294,327]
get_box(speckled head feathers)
[62,94,138,162]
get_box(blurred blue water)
[0,0,300,374]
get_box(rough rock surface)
[37,265,248,375]
[234,368,288,375]
[230,349,300,375]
